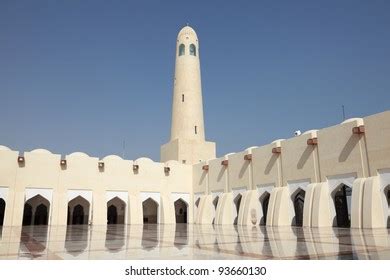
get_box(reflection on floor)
[0,224,390,259]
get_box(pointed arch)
[68,195,90,225]
[293,189,306,227]
[107,196,126,224]
[332,184,352,228]
[142,197,158,224]
[174,198,188,224]
[22,194,50,226]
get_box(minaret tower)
[161,26,216,164]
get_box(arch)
[178,44,185,56]
[259,192,270,225]
[0,198,5,226]
[174,198,188,224]
[107,197,126,224]
[189,44,196,56]
[142,198,158,224]
[22,194,50,226]
[293,190,305,227]
[332,184,352,228]
[68,196,90,225]
[233,193,242,225]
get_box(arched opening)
[0,198,5,226]
[174,198,188,224]
[107,197,126,224]
[178,44,185,56]
[68,196,90,225]
[233,193,242,225]
[189,44,196,56]
[333,184,352,228]
[212,196,219,224]
[143,198,158,224]
[22,195,50,226]
[259,193,270,225]
[293,190,305,227]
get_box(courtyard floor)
[0,224,389,260]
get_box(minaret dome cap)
[177,25,198,40]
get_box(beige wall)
[0,148,192,227]
[364,111,390,175]
[252,142,282,188]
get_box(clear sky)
[1,0,389,161]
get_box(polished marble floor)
[0,224,390,259]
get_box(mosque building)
[0,26,390,231]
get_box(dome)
[177,25,198,39]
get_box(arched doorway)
[22,195,50,226]
[143,198,158,224]
[233,194,242,225]
[212,196,219,224]
[293,190,305,227]
[0,198,5,226]
[174,198,188,223]
[333,184,352,228]
[68,196,90,225]
[259,193,270,225]
[107,197,126,224]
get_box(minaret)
[161,26,216,164]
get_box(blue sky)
[1,0,389,161]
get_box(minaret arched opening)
[189,44,196,56]
[178,44,185,56]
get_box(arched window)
[179,44,185,56]
[189,44,196,56]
